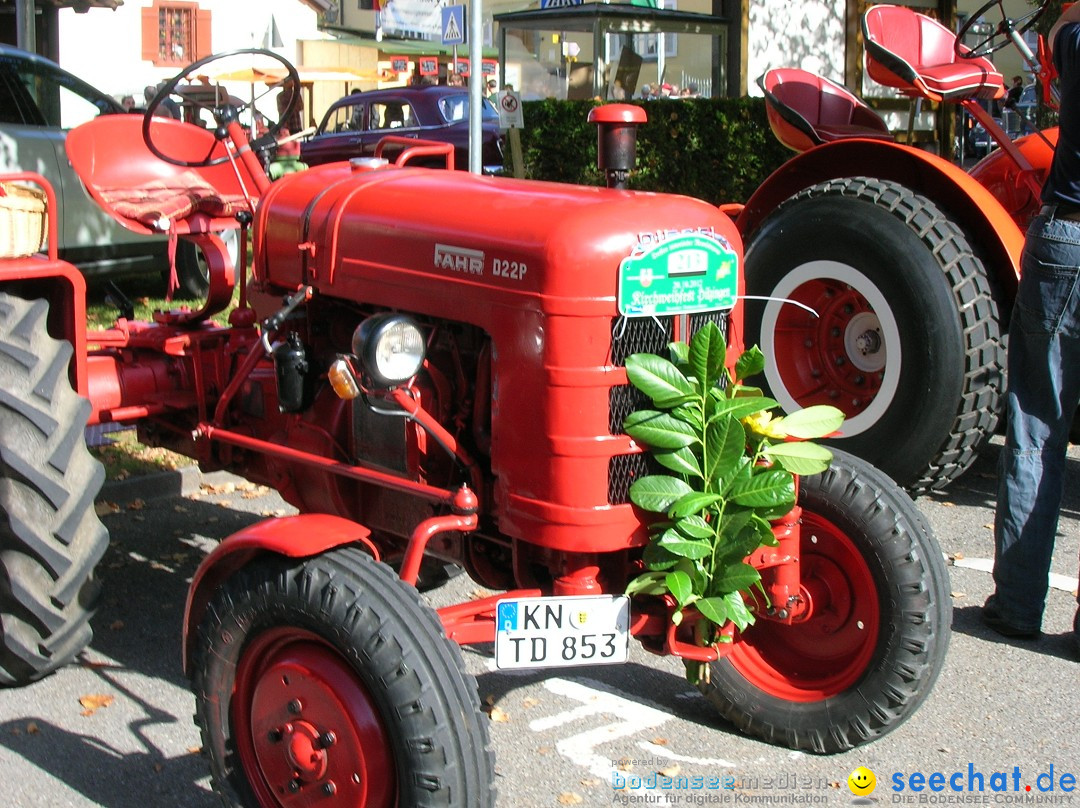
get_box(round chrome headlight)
[352,314,425,387]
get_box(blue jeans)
[993,212,1080,631]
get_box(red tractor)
[740,0,1058,495]
[0,49,948,805]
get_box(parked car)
[302,85,505,174]
[0,44,229,298]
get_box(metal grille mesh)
[607,313,730,505]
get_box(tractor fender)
[736,139,1024,303]
[181,513,379,675]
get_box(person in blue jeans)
[984,4,1080,655]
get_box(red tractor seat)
[863,4,1005,102]
[759,68,894,152]
[66,114,257,237]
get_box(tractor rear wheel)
[192,547,495,808]
[744,177,1003,494]
[0,292,108,685]
[697,449,950,753]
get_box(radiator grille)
[608,312,730,505]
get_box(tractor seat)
[66,113,258,237]
[863,4,1005,102]
[758,68,894,153]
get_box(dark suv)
[301,85,504,174]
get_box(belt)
[1039,204,1080,221]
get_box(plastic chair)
[863,5,1005,103]
[758,68,894,153]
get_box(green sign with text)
[618,234,738,317]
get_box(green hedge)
[512,98,792,205]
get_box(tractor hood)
[253,161,742,321]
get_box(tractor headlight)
[352,314,425,387]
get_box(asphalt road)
[0,436,1077,807]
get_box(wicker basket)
[0,182,47,259]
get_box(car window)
[371,101,414,130]
[0,61,41,125]
[437,93,499,124]
[323,102,363,134]
[8,56,117,129]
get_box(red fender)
[735,139,1026,303]
[181,513,379,675]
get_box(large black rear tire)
[697,449,950,753]
[193,547,495,808]
[0,293,108,685]
[744,177,1004,494]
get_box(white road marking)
[527,676,683,805]
[949,554,1079,593]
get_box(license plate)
[494,595,630,670]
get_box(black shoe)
[981,599,1041,639]
[1073,610,1080,657]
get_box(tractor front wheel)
[192,547,495,807]
[745,177,1003,494]
[697,449,950,753]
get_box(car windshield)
[437,93,498,124]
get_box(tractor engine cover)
[253,163,743,553]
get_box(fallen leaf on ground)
[557,793,583,805]
[79,694,115,716]
[650,736,669,746]
[659,764,681,777]
[487,706,510,723]
[127,499,145,511]
[95,501,120,516]
[521,696,540,708]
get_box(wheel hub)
[234,630,395,807]
[845,312,886,372]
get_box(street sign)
[497,90,524,129]
[441,5,466,46]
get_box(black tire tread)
[193,547,495,808]
[0,293,108,685]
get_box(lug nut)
[287,699,303,715]
[318,731,337,748]
[288,779,301,793]
[323,781,338,796]
[267,729,282,743]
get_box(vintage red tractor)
[740,0,1060,495]
[0,49,949,805]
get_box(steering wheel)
[143,48,301,168]
[955,0,1048,59]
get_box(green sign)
[618,234,738,317]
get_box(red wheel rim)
[769,277,886,418]
[232,627,396,807]
[728,512,880,701]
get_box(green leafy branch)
[622,321,843,650]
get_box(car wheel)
[171,228,240,300]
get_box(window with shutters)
[141,1,211,68]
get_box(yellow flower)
[741,410,788,439]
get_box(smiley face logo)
[848,766,876,796]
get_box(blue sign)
[441,5,466,46]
